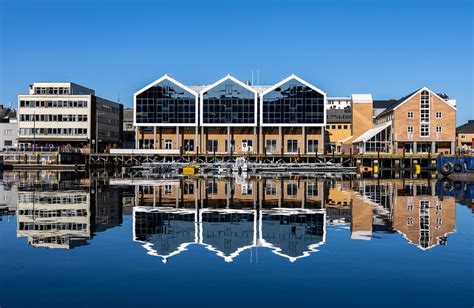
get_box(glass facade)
[262,79,324,125]
[202,79,255,124]
[136,80,196,124]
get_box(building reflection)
[349,179,456,249]
[133,177,456,262]
[16,172,122,249]
[132,177,327,263]
[9,171,458,256]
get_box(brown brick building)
[350,87,457,154]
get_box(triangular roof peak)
[261,74,326,97]
[386,86,456,113]
[134,74,198,97]
[200,75,257,94]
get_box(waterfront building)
[0,105,18,150]
[133,75,457,156]
[122,108,135,149]
[456,120,474,153]
[325,108,352,153]
[18,82,123,152]
[134,74,327,155]
[349,88,457,154]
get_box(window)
[286,139,298,153]
[308,140,318,153]
[202,79,255,124]
[135,79,196,124]
[420,90,430,136]
[164,185,173,195]
[407,217,414,226]
[435,111,442,118]
[266,139,277,153]
[407,126,413,133]
[421,123,429,137]
[286,183,298,196]
[265,182,277,195]
[206,181,218,195]
[343,125,348,129]
[4,140,12,147]
[164,139,173,150]
[183,183,194,195]
[262,78,324,124]
[183,139,194,151]
[207,139,218,152]
[308,182,318,196]
[407,111,414,118]
[436,126,442,133]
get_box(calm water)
[0,172,472,307]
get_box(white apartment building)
[327,97,351,110]
[18,82,123,152]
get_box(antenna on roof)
[251,70,254,86]
[117,92,120,103]
[257,69,260,86]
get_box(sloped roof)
[378,88,422,117]
[353,121,392,143]
[377,87,456,118]
[457,120,474,133]
[373,99,397,109]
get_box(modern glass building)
[261,74,326,127]
[133,74,327,154]
[200,75,257,126]
[134,75,198,126]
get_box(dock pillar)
[135,127,139,149]
[153,127,157,149]
[279,126,283,157]
[176,126,179,151]
[302,126,306,155]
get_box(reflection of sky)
[1,204,472,307]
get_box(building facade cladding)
[134,74,326,154]
[18,82,122,151]
[261,77,325,126]
[0,121,18,150]
[135,77,197,126]
[201,77,257,126]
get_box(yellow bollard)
[373,165,379,173]
[415,164,421,174]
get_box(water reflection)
[11,172,123,249]
[1,172,466,260]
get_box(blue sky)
[0,0,472,124]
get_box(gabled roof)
[377,88,422,117]
[457,120,474,133]
[134,74,198,97]
[378,87,456,118]
[200,74,258,95]
[261,74,326,97]
[373,99,397,109]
